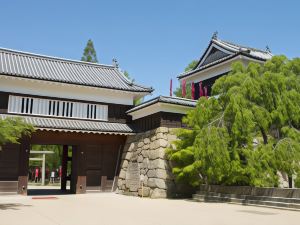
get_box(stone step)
[193,194,300,210]
[0,181,18,195]
[0,191,18,196]
[196,191,300,204]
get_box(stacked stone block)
[117,127,177,198]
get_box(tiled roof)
[178,37,273,79]
[0,48,153,93]
[126,95,196,113]
[213,38,273,61]
[0,114,135,135]
[178,54,238,79]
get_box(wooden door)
[86,145,103,188]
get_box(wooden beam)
[70,145,86,194]
[61,145,68,191]
[18,138,30,195]
[76,145,86,194]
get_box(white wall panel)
[7,95,108,121]
[0,75,137,105]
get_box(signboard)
[126,162,140,192]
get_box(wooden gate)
[86,144,121,192]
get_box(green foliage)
[123,70,143,105]
[167,56,300,187]
[81,39,98,63]
[174,60,198,98]
[295,175,300,188]
[30,145,62,170]
[0,117,34,146]
[184,60,198,72]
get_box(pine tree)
[81,39,98,63]
[167,56,300,187]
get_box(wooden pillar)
[288,176,293,188]
[71,145,86,194]
[101,176,107,192]
[41,153,46,185]
[18,138,30,195]
[61,145,68,191]
[70,145,77,194]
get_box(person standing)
[50,170,55,184]
[35,167,39,183]
[59,166,62,182]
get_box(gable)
[199,47,231,67]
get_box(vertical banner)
[170,79,173,96]
[191,82,195,100]
[199,81,203,97]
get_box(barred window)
[8,95,108,121]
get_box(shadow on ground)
[28,189,72,196]
[0,203,32,210]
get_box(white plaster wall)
[180,55,263,85]
[128,103,194,120]
[0,75,145,105]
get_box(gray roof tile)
[127,95,196,113]
[178,38,273,79]
[0,48,153,93]
[0,114,134,135]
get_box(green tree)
[0,117,34,149]
[30,145,62,170]
[167,56,300,187]
[123,70,143,105]
[174,60,198,98]
[81,39,98,63]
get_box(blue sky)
[1,0,299,100]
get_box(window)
[7,95,108,121]
[19,97,34,114]
[86,104,97,119]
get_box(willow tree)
[167,56,300,187]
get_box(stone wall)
[117,127,178,198]
[200,184,300,198]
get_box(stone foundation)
[199,184,300,198]
[117,127,178,198]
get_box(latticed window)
[8,95,108,121]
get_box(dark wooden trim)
[0,91,133,123]
[17,138,30,195]
[61,145,68,191]
[31,130,127,146]
[71,145,87,194]
[0,92,9,112]
[194,72,227,98]
[161,112,187,128]
[133,112,186,132]
[70,145,77,194]
[1,130,127,195]
[0,144,20,180]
